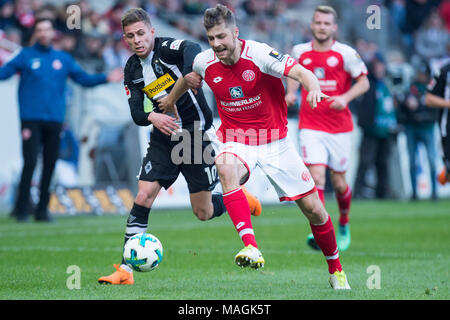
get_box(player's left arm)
[329,46,370,110]
[328,75,370,110]
[286,63,328,109]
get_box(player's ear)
[233,26,239,39]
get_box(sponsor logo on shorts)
[301,170,311,182]
[144,161,152,174]
[124,85,131,99]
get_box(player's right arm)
[0,49,24,80]
[285,77,300,107]
[286,63,327,109]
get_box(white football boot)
[234,244,265,269]
[329,270,351,290]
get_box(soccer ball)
[123,233,163,272]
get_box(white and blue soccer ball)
[123,233,163,272]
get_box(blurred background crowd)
[0,0,449,203]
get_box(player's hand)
[285,92,297,107]
[107,68,124,82]
[157,95,180,120]
[184,72,203,95]
[306,90,328,109]
[148,112,180,136]
[327,95,348,110]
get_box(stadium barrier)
[1,77,449,215]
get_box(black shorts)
[442,135,450,171]
[139,128,219,193]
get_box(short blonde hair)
[313,5,338,23]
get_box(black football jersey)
[124,37,212,131]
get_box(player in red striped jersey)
[285,6,370,252]
[160,4,350,289]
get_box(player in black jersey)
[98,8,261,285]
[426,61,450,184]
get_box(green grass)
[0,199,449,300]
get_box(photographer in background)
[398,60,439,200]
[354,53,398,199]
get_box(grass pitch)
[0,199,448,300]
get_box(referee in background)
[0,17,123,222]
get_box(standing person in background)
[398,60,438,200]
[285,6,369,252]
[425,62,450,185]
[0,18,123,222]
[353,53,397,200]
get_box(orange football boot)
[242,186,262,216]
[98,264,134,285]
[438,168,449,185]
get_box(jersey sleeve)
[0,48,24,80]
[124,58,150,126]
[160,38,202,76]
[427,65,447,97]
[249,41,298,78]
[342,46,368,79]
[193,50,212,79]
[67,53,107,87]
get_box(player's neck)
[312,38,334,52]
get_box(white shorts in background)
[298,129,352,173]
[215,137,316,201]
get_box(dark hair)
[34,17,54,29]
[121,8,152,29]
[203,4,235,30]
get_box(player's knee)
[216,165,238,187]
[331,174,347,193]
[308,168,326,186]
[193,206,211,221]
[298,194,328,224]
[135,189,155,207]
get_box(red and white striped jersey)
[291,41,368,133]
[194,39,298,145]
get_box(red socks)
[336,185,352,225]
[318,185,352,225]
[223,188,258,248]
[310,215,342,274]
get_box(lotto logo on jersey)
[142,73,175,98]
[229,86,244,99]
